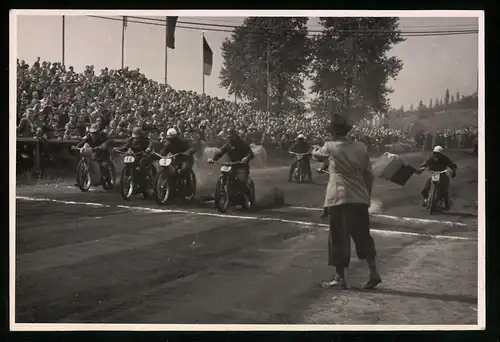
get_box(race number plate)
[124,156,135,163]
[159,158,172,167]
[221,166,232,172]
[431,173,440,181]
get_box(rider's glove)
[241,157,249,163]
[207,158,214,164]
[71,146,76,151]
[145,148,152,154]
[113,147,119,153]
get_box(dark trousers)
[234,164,250,186]
[421,173,450,207]
[289,156,312,180]
[327,203,377,268]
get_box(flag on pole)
[203,36,213,76]
[166,16,178,49]
[123,16,128,29]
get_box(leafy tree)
[400,105,404,112]
[429,98,433,108]
[410,103,414,111]
[418,100,424,110]
[456,91,460,102]
[309,96,341,119]
[309,17,404,122]
[451,94,455,103]
[219,17,311,116]
[444,89,450,105]
[435,98,439,108]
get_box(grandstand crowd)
[17,58,478,153]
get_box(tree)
[400,105,404,112]
[435,98,439,108]
[451,94,455,103]
[309,17,404,122]
[219,17,311,115]
[410,103,414,111]
[418,100,424,111]
[429,98,433,108]
[456,91,460,101]
[444,89,450,105]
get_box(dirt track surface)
[14,150,479,325]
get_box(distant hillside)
[387,108,478,133]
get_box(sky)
[15,14,479,110]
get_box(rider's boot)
[320,207,328,218]
[443,195,451,211]
[421,197,428,207]
[362,258,382,290]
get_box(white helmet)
[297,134,305,140]
[166,128,178,138]
[433,145,444,153]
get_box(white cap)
[433,145,444,153]
[297,134,305,139]
[166,128,178,138]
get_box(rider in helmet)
[416,145,457,210]
[208,127,254,186]
[72,123,112,185]
[288,133,313,182]
[152,127,195,177]
[114,126,153,189]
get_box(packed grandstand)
[16,58,478,153]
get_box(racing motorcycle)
[213,160,256,213]
[74,143,116,192]
[153,152,197,205]
[424,168,451,214]
[289,151,309,183]
[116,149,157,201]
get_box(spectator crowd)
[17,58,478,153]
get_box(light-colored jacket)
[312,137,373,207]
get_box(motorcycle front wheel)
[76,159,91,192]
[215,177,230,213]
[428,182,438,215]
[120,165,135,200]
[154,172,171,205]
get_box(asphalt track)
[14,150,479,325]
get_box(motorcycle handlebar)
[114,149,145,156]
[214,160,247,166]
[154,152,189,158]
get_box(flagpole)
[62,15,65,66]
[202,31,205,95]
[121,16,126,69]
[164,16,168,85]
[266,45,270,115]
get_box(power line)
[127,15,478,34]
[87,15,478,37]
[184,16,479,32]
